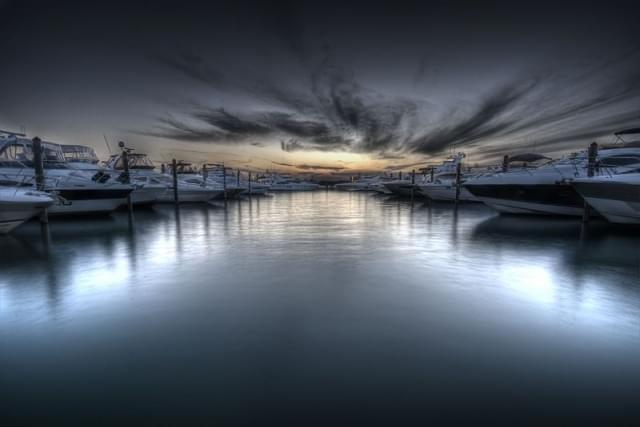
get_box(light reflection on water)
[1,191,639,422]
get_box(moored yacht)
[64,145,166,206]
[572,172,640,224]
[415,153,479,202]
[0,185,54,233]
[264,174,320,191]
[0,133,134,215]
[105,154,222,203]
[202,164,253,198]
[464,141,640,216]
[382,174,421,197]
[334,175,392,191]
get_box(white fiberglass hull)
[475,196,584,216]
[45,186,133,216]
[572,176,640,224]
[269,184,319,191]
[0,188,54,233]
[417,184,479,202]
[131,186,167,205]
[156,188,223,203]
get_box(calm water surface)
[1,191,639,423]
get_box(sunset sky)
[1,0,639,173]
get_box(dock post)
[411,169,416,203]
[32,137,49,224]
[502,155,509,173]
[248,172,252,196]
[430,167,434,183]
[399,171,402,181]
[454,162,462,207]
[202,164,208,185]
[172,158,179,205]
[583,142,598,222]
[236,169,240,187]
[222,165,227,201]
[161,163,166,174]
[118,142,134,215]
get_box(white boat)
[0,134,134,216]
[64,145,167,206]
[335,175,393,191]
[383,178,421,198]
[416,153,479,202]
[0,186,54,233]
[104,154,222,203]
[204,164,269,197]
[464,142,640,216]
[264,174,320,191]
[572,172,640,224]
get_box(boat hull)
[572,181,640,224]
[383,183,421,198]
[0,188,54,233]
[47,188,132,216]
[0,206,42,233]
[464,184,585,216]
[130,186,167,205]
[417,184,479,202]
[156,188,223,203]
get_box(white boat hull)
[0,187,54,233]
[572,177,640,224]
[418,184,478,202]
[476,196,584,216]
[48,197,127,215]
[131,186,167,205]
[584,198,640,224]
[0,206,41,233]
[156,188,222,203]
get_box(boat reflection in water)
[1,192,639,423]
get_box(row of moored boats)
[0,132,320,234]
[334,129,640,225]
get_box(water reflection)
[1,192,639,421]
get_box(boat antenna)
[103,133,113,155]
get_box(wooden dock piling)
[32,137,48,224]
[454,162,462,207]
[171,158,179,205]
[119,142,133,214]
[583,142,598,222]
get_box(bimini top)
[61,145,99,164]
[106,152,156,170]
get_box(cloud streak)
[144,44,640,164]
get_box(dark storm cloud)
[150,38,640,162]
[3,0,640,166]
[150,49,420,155]
[407,80,539,154]
[193,108,271,135]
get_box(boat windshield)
[0,140,68,168]
[61,145,99,164]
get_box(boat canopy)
[108,153,156,170]
[61,145,99,164]
[0,136,67,167]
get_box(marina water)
[1,191,639,422]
